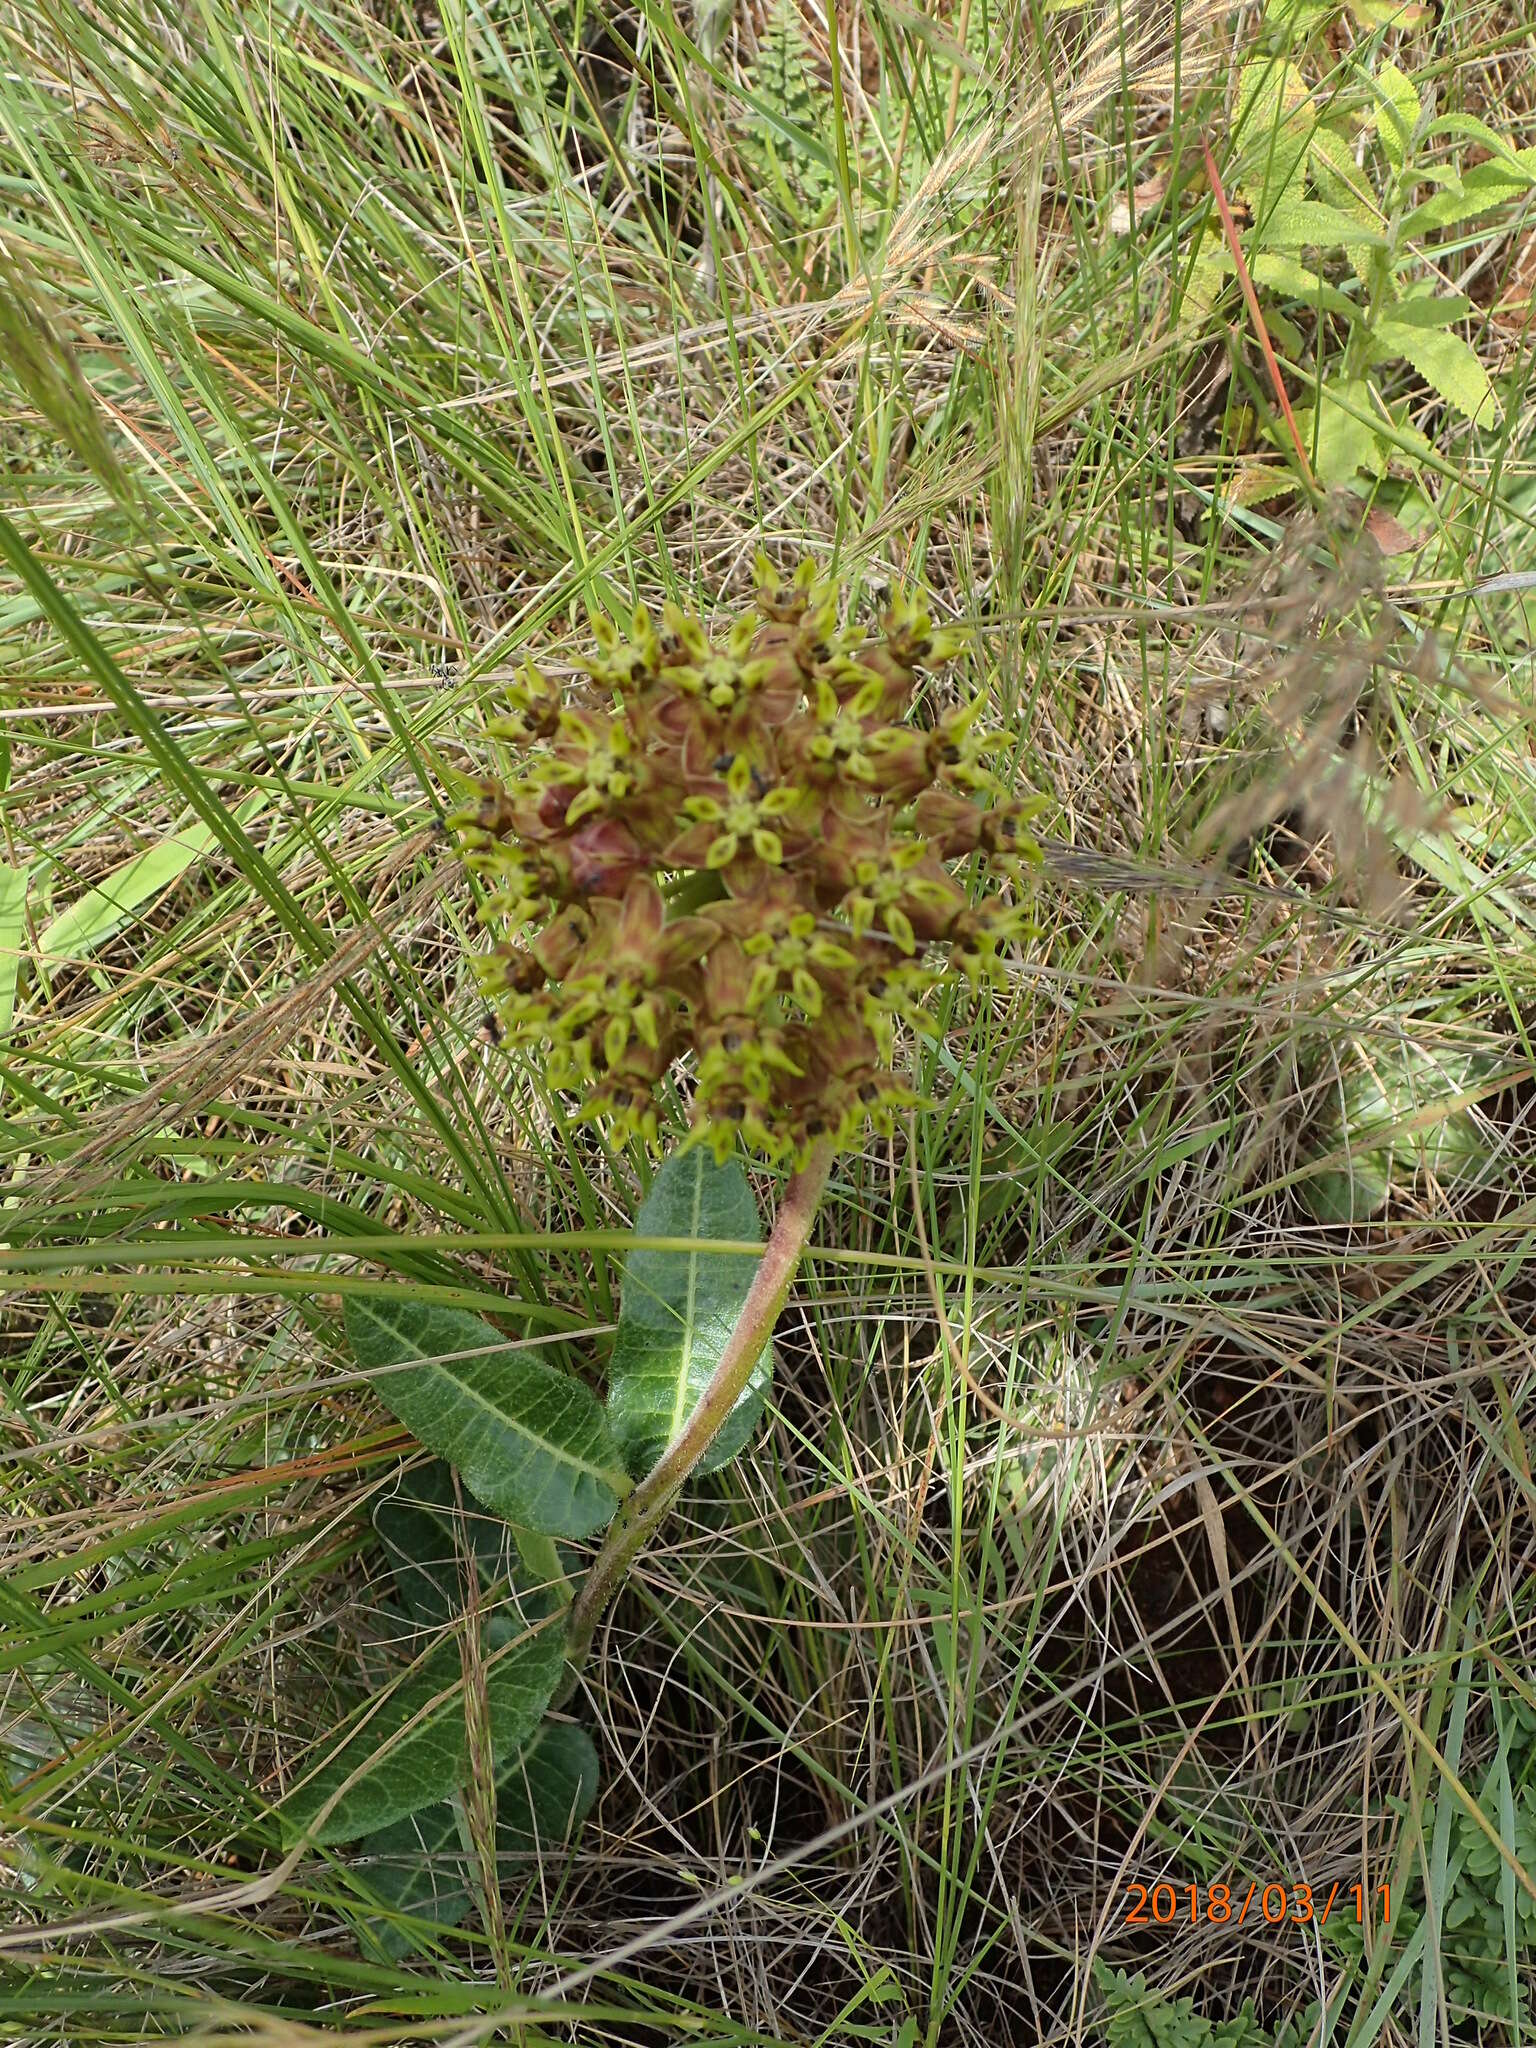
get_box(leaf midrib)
[411,1351,627,1494]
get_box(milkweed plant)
[284,560,1043,1953]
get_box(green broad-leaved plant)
[1189,33,1532,504]
[1296,1038,1498,1224]
[1096,1963,1326,2047]
[279,565,1040,1947]
[278,1143,764,1895]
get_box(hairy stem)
[563,1138,834,1686]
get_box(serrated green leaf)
[606,1147,772,1480]
[1294,379,1386,486]
[1403,156,1536,236]
[345,1297,629,1539]
[1247,250,1357,319]
[1180,228,1230,325]
[361,1719,599,1957]
[280,1616,565,1844]
[1371,319,1499,425]
[1233,57,1313,209]
[1389,281,1475,326]
[1309,121,1363,192]
[1302,131,1378,290]
[1422,119,1536,173]
[1234,55,1311,136]
[1256,195,1386,249]
[1372,61,1421,173]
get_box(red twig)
[1201,135,1317,491]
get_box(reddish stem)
[1201,134,1317,491]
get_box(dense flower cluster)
[454,559,1042,1165]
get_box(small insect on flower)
[452,556,1044,1165]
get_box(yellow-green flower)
[665,755,809,870]
[453,560,1040,1165]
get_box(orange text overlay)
[1124,1881,1390,1931]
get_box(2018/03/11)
[1124,1881,1390,1930]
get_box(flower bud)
[454,564,1040,1162]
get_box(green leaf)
[345,1297,629,1539]
[1403,156,1536,236]
[606,1146,772,1480]
[1260,0,1332,33]
[1233,58,1313,206]
[372,1462,572,1638]
[375,1461,535,1631]
[1422,120,1536,174]
[1247,250,1357,319]
[1294,379,1386,486]
[280,1616,565,1845]
[1347,0,1430,23]
[1383,284,1475,327]
[1234,57,1311,144]
[1298,1043,1499,1223]
[1370,319,1499,426]
[360,1720,599,1957]
[1255,196,1386,249]
[1371,61,1421,173]
[0,865,24,1047]
[37,803,263,965]
[1095,1963,1275,2046]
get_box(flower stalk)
[561,1137,833,1687]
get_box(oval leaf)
[605,1147,772,1480]
[345,1296,628,1538]
[374,1460,569,1632]
[280,1615,565,1846]
[1298,1044,1498,1223]
[360,1720,600,1957]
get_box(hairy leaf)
[1423,118,1536,170]
[280,1614,565,1845]
[1294,379,1386,486]
[374,1460,541,1630]
[1371,61,1421,174]
[605,1147,772,1479]
[1404,154,1536,236]
[1246,250,1356,319]
[1372,319,1499,426]
[1256,196,1385,250]
[346,1296,628,1538]
[360,1720,600,1957]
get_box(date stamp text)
[1124,1881,1390,1931]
